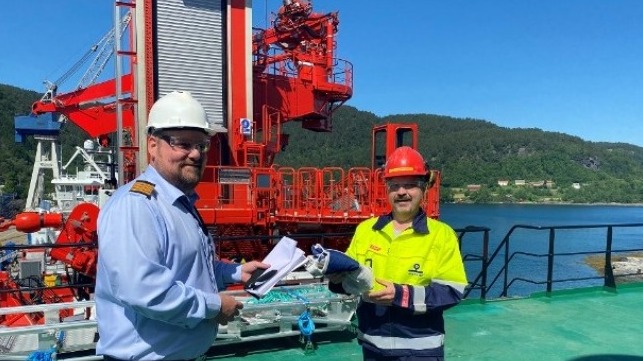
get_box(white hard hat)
[147,91,219,136]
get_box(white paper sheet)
[245,236,307,298]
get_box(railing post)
[546,228,556,295]
[502,238,510,297]
[604,225,616,289]
[480,229,489,300]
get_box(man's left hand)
[240,261,270,283]
[365,279,395,305]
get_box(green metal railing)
[458,222,643,299]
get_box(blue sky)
[2,1,643,145]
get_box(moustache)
[182,161,203,169]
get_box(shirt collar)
[142,165,200,206]
[372,209,429,234]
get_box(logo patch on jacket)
[369,244,381,252]
[130,180,155,198]
[408,263,424,276]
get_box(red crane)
[0,0,441,321]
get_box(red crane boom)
[0,1,441,329]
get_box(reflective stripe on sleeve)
[411,285,426,313]
[358,331,444,350]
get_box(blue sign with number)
[240,118,252,135]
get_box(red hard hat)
[383,146,428,179]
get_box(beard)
[175,162,204,191]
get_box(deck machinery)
[0,0,441,356]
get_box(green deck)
[206,283,643,361]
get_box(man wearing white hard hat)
[95,91,268,360]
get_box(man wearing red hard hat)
[330,146,467,361]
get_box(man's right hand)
[215,294,243,325]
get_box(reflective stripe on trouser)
[363,348,444,361]
[358,331,444,350]
[103,356,206,361]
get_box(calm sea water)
[438,204,643,297]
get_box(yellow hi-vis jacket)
[344,210,467,358]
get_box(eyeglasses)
[157,134,211,153]
[386,180,425,192]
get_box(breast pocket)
[353,245,387,273]
[385,252,433,286]
[166,218,203,271]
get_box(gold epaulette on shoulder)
[130,180,155,198]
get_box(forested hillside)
[3,84,643,204]
[0,84,87,212]
[278,107,643,202]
